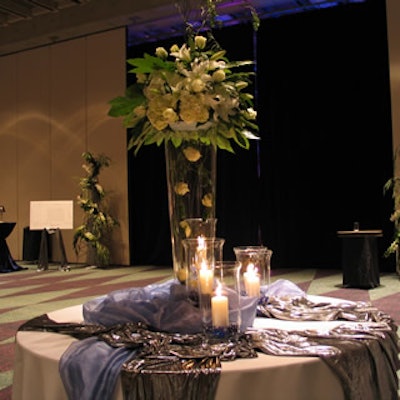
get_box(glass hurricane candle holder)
[175,218,217,284]
[182,237,225,328]
[213,261,242,334]
[233,246,273,297]
[182,237,225,291]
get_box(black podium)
[0,222,26,273]
[337,229,382,289]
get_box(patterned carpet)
[1,263,400,400]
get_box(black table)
[337,229,382,289]
[0,222,26,273]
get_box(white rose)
[183,147,202,162]
[202,193,213,208]
[174,182,190,196]
[155,47,168,59]
[191,78,206,93]
[162,108,178,123]
[212,70,225,82]
[195,36,207,49]
[133,105,146,117]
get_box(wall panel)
[16,47,51,257]
[86,29,128,265]
[0,55,19,253]
[49,38,87,261]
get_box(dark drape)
[257,0,393,270]
[128,0,394,271]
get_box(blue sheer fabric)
[83,280,204,334]
[263,278,305,297]
[83,279,260,333]
[60,337,137,400]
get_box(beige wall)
[386,0,400,171]
[0,28,129,265]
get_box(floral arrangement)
[108,32,259,154]
[107,1,260,281]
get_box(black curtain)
[128,0,394,271]
[257,0,393,270]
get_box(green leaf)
[384,178,394,194]
[233,130,250,149]
[108,97,136,117]
[225,60,254,69]
[210,50,226,60]
[171,135,183,147]
[215,135,234,152]
[127,54,175,74]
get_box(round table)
[12,302,346,400]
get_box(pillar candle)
[211,282,229,327]
[243,263,260,297]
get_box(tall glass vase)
[165,140,217,283]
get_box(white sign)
[30,200,74,230]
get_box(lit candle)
[211,281,229,327]
[198,261,214,294]
[243,263,260,297]
[196,236,207,267]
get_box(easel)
[37,228,70,271]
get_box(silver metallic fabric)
[252,324,399,400]
[103,323,257,400]
[258,295,393,323]
[254,295,400,400]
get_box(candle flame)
[246,263,258,275]
[196,236,207,267]
[215,279,222,296]
[197,236,205,250]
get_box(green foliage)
[384,147,400,258]
[73,152,118,267]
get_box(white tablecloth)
[12,302,347,400]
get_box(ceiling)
[0,0,365,56]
